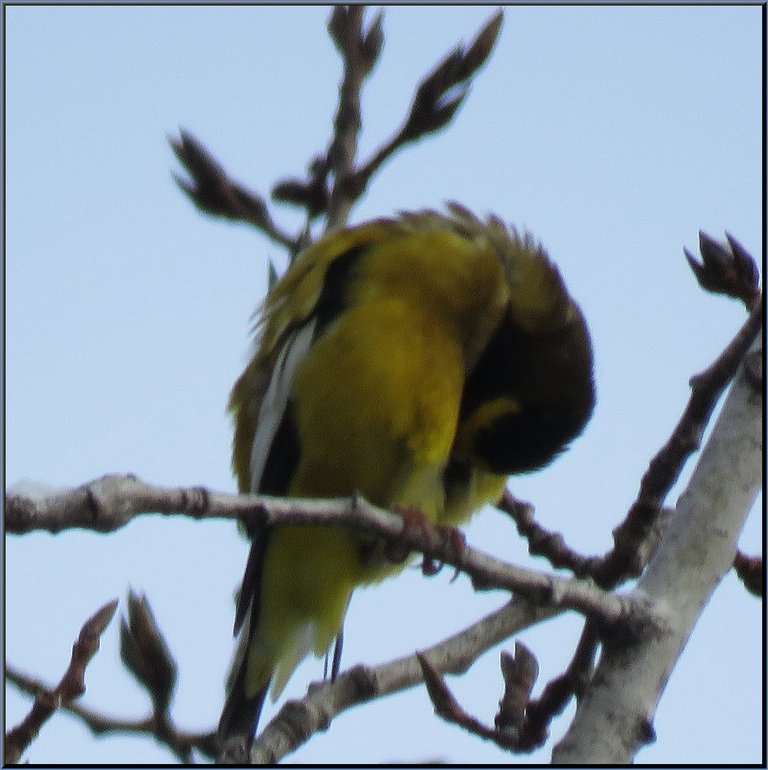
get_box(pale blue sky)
[5,5,762,764]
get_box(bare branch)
[553,329,763,763]
[5,599,118,764]
[417,638,545,754]
[416,638,567,754]
[171,9,502,247]
[514,622,598,751]
[169,129,296,250]
[417,651,519,750]
[323,8,503,229]
[6,474,221,534]
[496,499,668,751]
[494,288,763,754]
[267,6,385,232]
[324,5,378,229]
[245,596,559,763]
[7,475,629,625]
[590,294,763,588]
[353,11,503,198]
[496,492,595,574]
[6,665,219,762]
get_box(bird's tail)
[218,643,270,747]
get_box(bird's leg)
[330,628,344,680]
[436,524,467,582]
[388,507,466,578]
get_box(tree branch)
[6,476,629,625]
[171,8,502,251]
[553,329,763,763]
[5,600,118,764]
[6,664,219,763]
[243,596,559,764]
[351,10,502,203]
[590,293,763,588]
[489,252,762,752]
[324,6,380,229]
[170,129,296,250]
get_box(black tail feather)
[218,649,270,746]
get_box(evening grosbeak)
[219,203,595,742]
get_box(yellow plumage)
[219,204,595,742]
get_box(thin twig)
[5,600,118,763]
[514,622,599,751]
[351,11,503,203]
[324,6,379,229]
[496,492,594,575]
[6,665,219,762]
[591,294,763,588]
[171,9,502,251]
[417,652,519,751]
[170,130,295,250]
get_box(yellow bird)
[218,204,595,742]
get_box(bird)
[218,203,595,744]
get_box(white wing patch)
[249,318,317,493]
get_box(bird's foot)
[388,507,466,578]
